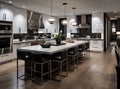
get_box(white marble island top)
[18,40,88,54]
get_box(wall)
[92,13,104,39]
[58,15,77,38]
[38,15,59,34]
[67,15,77,33]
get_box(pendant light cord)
[51,0,52,16]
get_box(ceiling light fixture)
[71,7,77,27]
[48,0,55,24]
[8,0,12,4]
[62,3,68,25]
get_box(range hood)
[78,15,90,28]
[28,11,44,29]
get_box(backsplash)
[13,33,51,41]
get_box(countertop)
[77,38,104,41]
[18,40,88,55]
[13,39,51,44]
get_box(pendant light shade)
[62,3,68,25]
[48,0,55,24]
[71,7,77,27]
[71,21,77,26]
[62,19,67,25]
[48,16,55,24]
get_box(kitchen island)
[17,40,88,80]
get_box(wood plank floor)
[0,46,117,89]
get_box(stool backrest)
[31,52,46,62]
[17,50,31,60]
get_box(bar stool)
[17,50,31,80]
[30,52,51,84]
[78,44,85,61]
[68,46,79,68]
[53,50,68,78]
[85,42,90,59]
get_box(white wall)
[67,15,77,33]
[38,15,59,34]
[92,13,104,39]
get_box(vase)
[56,39,61,45]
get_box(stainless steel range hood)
[78,15,90,28]
[28,11,44,29]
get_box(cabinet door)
[0,3,13,21]
[13,8,27,34]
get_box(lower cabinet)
[0,53,13,64]
[90,40,103,52]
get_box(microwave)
[0,21,12,34]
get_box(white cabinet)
[13,8,27,34]
[0,53,13,63]
[92,13,104,33]
[90,40,103,51]
[12,42,31,59]
[0,3,14,21]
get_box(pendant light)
[71,7,77,27]
[62,3,68,25]
[48,0,55,24]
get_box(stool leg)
[41,64,43,83]
[49,60,52,80]
[66,60,68,76]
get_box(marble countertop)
[77,38,104,41]
[13,39,50,44]
[18,40,88,55]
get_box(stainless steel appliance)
[0,21,13,54]
[0,35,12,54]
[0,21,12,34]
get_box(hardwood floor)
[0,46,117,89]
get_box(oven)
[0,35,13,54]
[0,21,13,55]
[0,21,12,35]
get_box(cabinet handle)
[19,27,21,33]
[3,14,5,20]
[93,47,98,48]
[5,13,6,21]
[1,54,8,57]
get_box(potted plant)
[55,34,62,45]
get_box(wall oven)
[0,21,12,35]
[0,35,13,54]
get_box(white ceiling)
[1,0,120,16]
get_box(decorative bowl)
[40,43,51,48]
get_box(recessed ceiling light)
[114,11,117,13]
[8,0,12,4]
[1,5,4,7]
[22,5,26,8]
[92,11,95,13]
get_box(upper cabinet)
[0,3,14,21]
[92,13,104,33]
[13,8,27,34]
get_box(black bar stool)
[30,52,51,84]
[17,50,31,80]
[68,46,79,68]
[85,42,90,59]
[53,50,68,77]
[78,44,85,61]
